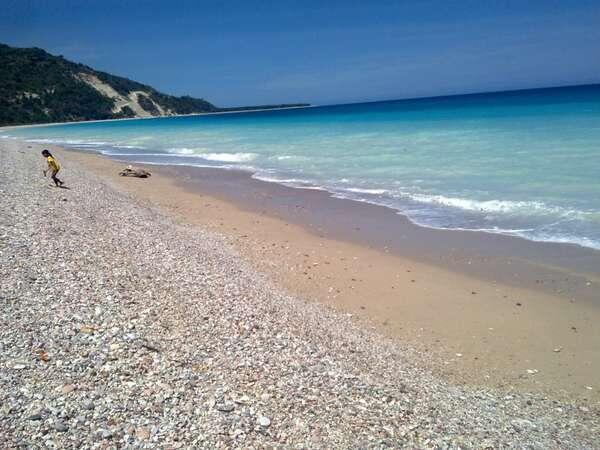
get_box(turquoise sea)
[4,84,600,249]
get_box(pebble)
[54,421,68,432]
[511,419,534,432]
[135,426,150,440]
[97,429,113,440]
[27,412,43,421]
[258,416,271,427]
[61,384,75,394]
[216,403,235,413]
[82,400,95,410]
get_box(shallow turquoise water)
[4,85,600,249]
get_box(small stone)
[54,421,68,432]
[235,395,251,404]
[97,429,113,440]
[258,416,271,427]
[511,419,534,432]
[553,347,562,353]
[13,363,27,370]
[61,384,75,394]
[82,400,95,410]
[526,369,539,374]
[135,426,150,440]
[28,411,43,421]
[216,402,235,413]
[260,393,270,402]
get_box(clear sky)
[2,0,600,107]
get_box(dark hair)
[41,149,52,156]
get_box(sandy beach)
[1,138,599,448]
[56,143,600,400]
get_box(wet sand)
[33,142,600,402]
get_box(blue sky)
[2,0,599,106]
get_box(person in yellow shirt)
[42,149,64,187]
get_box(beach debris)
[553,347,563,353]
[526,369,539,374]
[585,386,593,390]
[119,165,151,178]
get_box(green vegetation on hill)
[0,43,308,126]
[0,45,116,124]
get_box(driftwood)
[119,165,151,178]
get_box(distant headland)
[0,43,309,126]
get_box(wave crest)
[167,147,258,162]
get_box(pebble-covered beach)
[1,139,598,448]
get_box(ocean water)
[4,84,600,250]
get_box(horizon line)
[314,81,600,109]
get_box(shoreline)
[0,104,314,132]
[27,140,600,402]
[3,136,599,255]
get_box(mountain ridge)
[0,43,308,126]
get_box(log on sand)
[119,165,151,178]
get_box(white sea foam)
[26,138,60,143]
[114,144,146,149]
[100,152,168,157]
[168,147,197,155]
[253,175,307,184]
[166,148,258,162]
[401,193,578,217]
[345,187,390,195]
[26,138,110,147]
[197,152,258,162]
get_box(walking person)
[41,149,64,187]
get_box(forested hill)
[0,43,308,126]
